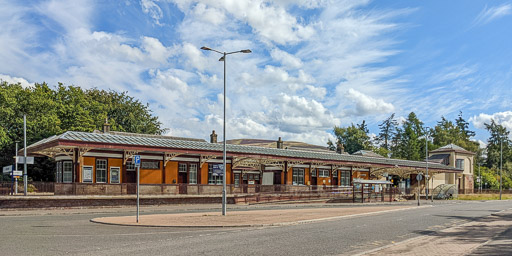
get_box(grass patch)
[457,194,512,200]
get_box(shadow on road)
[413,212,512,255]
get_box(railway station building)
[24,124,466,196]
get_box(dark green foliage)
[0,81,165,181]
[484,120,511,169]
[328,121,372,154]
[392,112,424,161]
[377,113,398,150]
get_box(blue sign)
[212,164,224,176]
[134,155,141,167]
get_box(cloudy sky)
[1,0,511,147]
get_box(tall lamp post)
[424,127,430,202]
[200,46,251,216]
[500,132,503,200]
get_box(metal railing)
[0,182,55,195]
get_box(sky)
[1,0,511,147]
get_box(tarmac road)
[0,200,511,256]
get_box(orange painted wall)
[287,168,293,184]
[317,177,331,185]
[140,161,163,184]
[281,171,285,184]
[353,171,369,179]
[108,158,122,183]
[305,168,310,185]
[226,164,232,184]
[165,161,178,184]
[201,163,208,184]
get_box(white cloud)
[470,111,512,134]
[475,139,487,149]
[270,48,303,69]
[345,88,395,116]
[0,0,416,147]
[172,0,316,45]
[0,74,32,88]
[264,93,339,133]
[473,3,512,26]
[140,0,164,25]
[192,3,226,25]
[37,0,93,31]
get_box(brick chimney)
[277,137,284,149]
[336,143,344,154]
[103,117,110,133]
[210,130,218,143]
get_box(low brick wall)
[0,196,236,209]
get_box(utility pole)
[500,133,503,200]
[478,162,481,193]
[15,142,19,194]
[425,128,429,202]
[23,115,27,196]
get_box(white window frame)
[96,159,107,183]
[62,161,73,183]
[141,161,159,169]
[110,167,120,184]
[56,162,62,183]
[456,159,464,169]
[82,165,93,183]
[318,169,329,178]
[126,161,135,171]
[292,168,305,185]
[208,164,223,185]
[340,170,351,186]
[189,164,197,184]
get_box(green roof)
[27,131,462,172]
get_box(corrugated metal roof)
[27,131,462,171]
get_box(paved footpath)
[360,208,512,256]
[91,205,417,227]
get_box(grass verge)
[457,194,512,200]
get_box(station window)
[292,168,305,185]
[333,170,338,177]
[141,161,159,169]
[179,163,198,184]
[208,164,223,185]
[62,161,73,183]
[126,161,135,171]
[340,170,351,186]
[318,169,329,177]
[189,164,197,184]
[56,162,62,183]
[311,170,316,177]
[456,159,464,170]
[96,159,107,183]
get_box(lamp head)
[201,46,212,51]
[240,49,252,53]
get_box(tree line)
[0,81,165,181]
[328,112,512,189]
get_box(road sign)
[416,173,423,181]
[12,171,22,176]
[134,155,141,167]
[3,165,13,174]
[16,156,34,164]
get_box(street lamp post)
[200,46,251,216]
[500,133,503,200]
[478,162,481,193]
[425,128,429,202]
